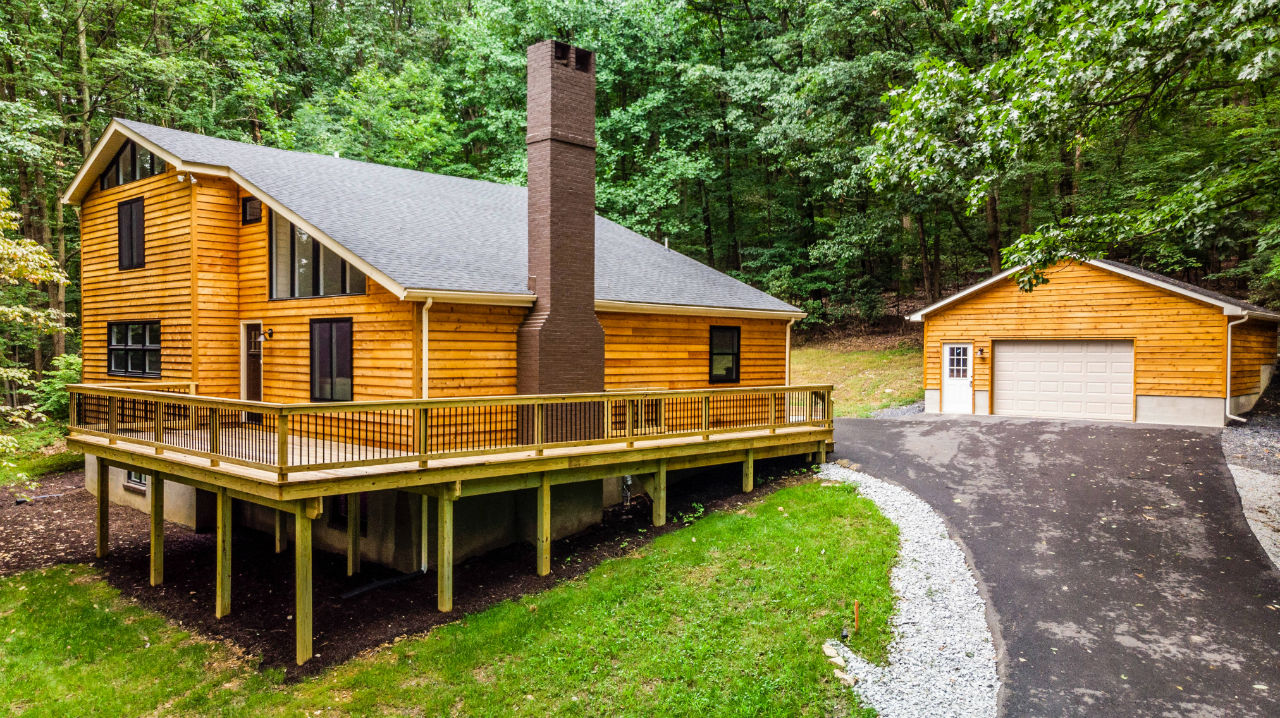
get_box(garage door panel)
[993,340,1134,421]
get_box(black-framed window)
[108,321,162,377]
[270,213,366,299]
[242,197,263,225]
[117,198,145,270]
[124,471,149,492]
[310,318,353,401]
[99,139,165,191]
[709,326,741,384]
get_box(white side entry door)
[941,343,974,414]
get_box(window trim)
[107,320,162,378]
[708,325,741,384]
[117,197,145,271]
[310,318,354,402]
[269,210,366,300]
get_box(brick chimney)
[518,40,606,395]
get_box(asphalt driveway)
[835,416,1280,717]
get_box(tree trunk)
[78,4,91,154]
[985,190,1001,275]
[699,179,716,269]
[1019,175,1032,237]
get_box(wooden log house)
[59,41,832,664]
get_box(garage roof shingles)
[118,119,797,314]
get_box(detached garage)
[909,259,1280,427]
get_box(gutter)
[1225,313,1252,423]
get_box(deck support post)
[536,473,551,576]
[347,494,361,576]
[652,459,667,527]
[817,440,827,464]
[274,509,287,553]
[742,449,754,493]
[294,503,313,666]
[215,488,231,619]
[149,476,164,585]
[95,457,109,558]
[419,494,430,572]
[437,490,455,612]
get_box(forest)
[2,0,1279,393]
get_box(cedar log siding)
[1231,318,1279,397]
[922,261,1229,404]
[427,303,523,398]
[81,168,194,385]
[598,312,788,390]
[234,186,418,404]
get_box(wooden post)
[154,400,165,455]
[534,403,544,456]
[209,410,221,467]
[652,460,667,527]
[437,492,454,612]
[625,399,635,447]
[107,396,118,444]
[295,503,313,666]
[419,494,430,572]
[215,488,231,619]
[273,506,286,550]
[817,440,827,464]
[149,475,164,586]
[417,407,429,468]
[742,449,754,493]
[95,457,109,558]
[276,411,290,479]
[701,395,711,440]
[536,473,551,576]
[346,494,361,576]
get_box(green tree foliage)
[1,0,1275,390]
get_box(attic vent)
[575,48,592,72]
[554,41,570,63]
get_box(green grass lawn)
[0,480,897,717]
[0,421,82,487]
[791,338,924,417]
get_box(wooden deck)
[67,383,833,665]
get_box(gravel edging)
[1228,464,1280,570]
[818,463,999,718]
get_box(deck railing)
[68,384,833,478]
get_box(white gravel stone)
[1228,464,1280,569]
[818,463,1000,718]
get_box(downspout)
[785,318,797,384]
[1226,313,1250,423]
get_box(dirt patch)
[0,459,810,677]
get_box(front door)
[941,343,974,414]
[243,323,264,424]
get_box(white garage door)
[992,340,1134,421]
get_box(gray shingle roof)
[117,119,799,314]
[1093,259,1275,316]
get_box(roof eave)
[594,299,806,320]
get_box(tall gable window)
[708,326,741,384]
[108,321,161,377]
[117,198,145,270]
[99,140,166,191]
[311,318,353,401]
[270,213,366,299]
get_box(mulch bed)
[1,459,810,677]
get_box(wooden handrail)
[68,383,834,479]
